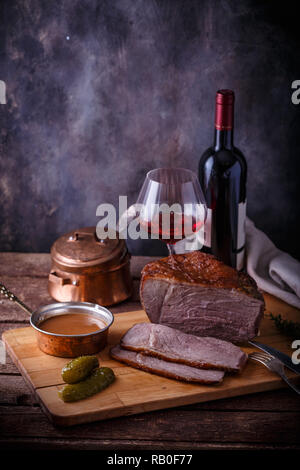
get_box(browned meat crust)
[141,251,264,300]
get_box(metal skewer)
[0,282,33,316]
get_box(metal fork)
[250,351,300,395]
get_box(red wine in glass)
[140,212,204,245]
[136,168,207,256]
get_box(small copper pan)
[0,283,114,358]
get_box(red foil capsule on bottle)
[215,89,234,131]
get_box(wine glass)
[136,168,207,256]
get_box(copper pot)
[30,302,114,357]
[0,283,114,358]
[48,227,132,306]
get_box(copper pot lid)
[51,227,128,270]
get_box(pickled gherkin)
[61,355,99,384]
[59,367,115,402]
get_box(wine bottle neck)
[214,89,234,150]
[214,129,234,150]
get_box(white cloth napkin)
[246,218,300,309]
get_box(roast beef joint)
[140,252,264,343]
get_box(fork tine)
[251,353,270,361]
[250,351,300,394]
[250,352,263,359]
[250,356,268,366]
[251,351,272,361]
[250,355,271,368]
[250,353,271,363]
[250,353,264,361]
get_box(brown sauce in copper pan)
[39,313,107,335]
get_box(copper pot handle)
[48,272,79,287]
[67,231,106,243]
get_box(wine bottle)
[198,90,247,270]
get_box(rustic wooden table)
[0,253,299,451]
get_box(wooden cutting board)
[3,302,300,427]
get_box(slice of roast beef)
[110,345,224,384]
[120,323,247,373]
[140,251,264,343]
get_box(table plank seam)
[0,402,299,413]
[0,435,299,445]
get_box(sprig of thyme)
[269,313,300,338]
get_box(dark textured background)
[0,0,300,258]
